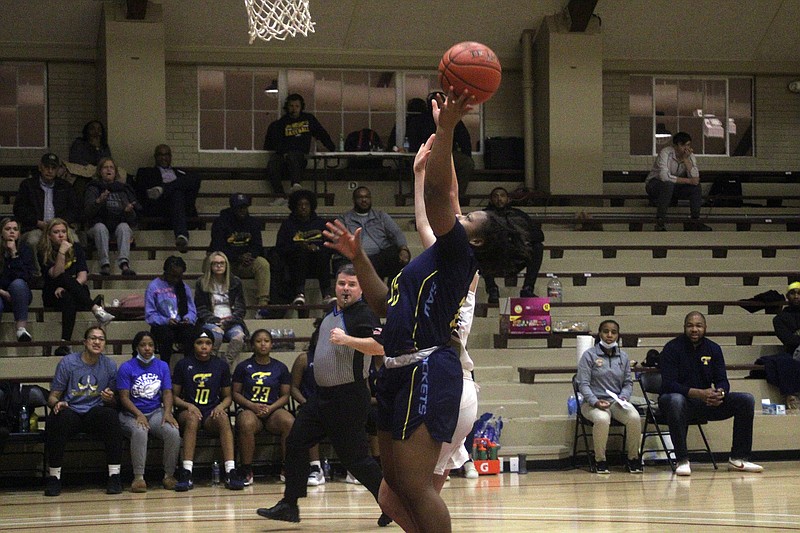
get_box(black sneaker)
[106,473,123,494]
[520,286,536,298]
[487,287,499,304]
[175,467,193,492]
[595,461,610,474]
[378,513,393,527]
[44,475,61,497]
[54,345,71,357]
[626,457,643,474]
[687,221,713,232]
[225,468,245,490]
[256,499,300,522]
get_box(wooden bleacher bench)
[495,330,776,349]
[545,243,798,260]
[502,270,797,288]
[517,364,764,384]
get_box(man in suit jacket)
[134,144,201,253]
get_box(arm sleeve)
[193,282,215,324]
[688,154,700,178]
[381,212,407,247]
[185,284,197,323]
[144,281,170,326]
[50,358,70,394]
[711,347,730,394]
[310,116,336,151]
[231,279,247,320]
[116,363,131,392]
[656,149,677,183]
[84,183,102,220]
[249,221,264,256]
[773,313,800,354]
[659,342,690,396]
[576,351,598,406]
[619,354,633,400]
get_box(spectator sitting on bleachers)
[145,255,198,366]
[334,186,410,282]
[171,330,246,491]
[576,319,642,474]
[483,186,544,304]
[233,329,295,486]
[274,189,333,306]
[645,131,711,232]
[69,120,112,168]
[117,331,181,493]
[134,144,201,254]
[84,157,140,277]
[388,93,474,205]
[659,311,763,476]
[195,251,248,368]
[0,217,35,341]
[772,281,800,409]
[263,93,336,198]
[14,153,81,277]
[44,326,123,497]
[209,193,271,318]
[38,218,114,357]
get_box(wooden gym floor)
[1,461,799,532]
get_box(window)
[629,75,753,157]
[198,68,483,153]
[0,62,47,148]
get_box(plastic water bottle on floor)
[547,275,563,304]
[19,405,29,433]
[211,461,220,486]
[322,457,331,481]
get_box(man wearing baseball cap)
[13,153,81,276]
[209,193,272,318]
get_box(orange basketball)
[438,41,502,105]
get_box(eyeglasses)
[211,261,226,266]
[87,336,106,342]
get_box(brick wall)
[603,72,800,172]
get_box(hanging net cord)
[245,0,316,43]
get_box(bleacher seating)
[1,164,798,475]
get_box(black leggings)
[43,275,94,340]
[45,404,123,468]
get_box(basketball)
[438,41,502,105]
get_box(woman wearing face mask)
[576,319,642,475]
[116,331,182,492]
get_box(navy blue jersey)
[172,355,231,417]
[382,222,477,356]
[233,356,291,405]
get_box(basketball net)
[244,0,315,43]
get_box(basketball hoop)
[244,0,315,43]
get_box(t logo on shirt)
[700,356,711,366]
[193,373,212,388]
[251,371,272,385]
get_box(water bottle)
[19,405,29,433]
[211,461,221,486]
[339,132,345,151]
[271,328,283,351]
[283,328,295,351]
[567,395,577,416]
[402,136,410,152]
[322,457,331,481]
[547,275,563,304]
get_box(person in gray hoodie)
[576,319,642,474]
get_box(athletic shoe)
[242,468,254,486]
[289,183,303,193]
[106,474,123,494]
[256,308,272,319]
[520,286,536,298]
[345,471,361,484]
[175,235,189,254]
[93,306,115,327]
[378,513,393,527]
[146,186,164,200]
[463,460,479,479]
[131,478,147,493]
[162,475,178,490]
[175,468,193,492]
[675,460,691,476]
[257,499,300,523]
[487,287,499,304]
[54,345,71,357]
[44,475,61,497]
[99,263,111,276]
[292,293,306,306]
[16,327,32,342]
[728,458,763,473]
[307,465,325,486]
[225,469,246,490]
[120,263,137,276]
[687,221,713,232]
[626,457,643,474]
[322,294,337,305]
[270,197,288,207]
[595,461,610,474]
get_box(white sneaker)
[675,460,691,476]
[728,458,763,473]
[463,460,479,479]
[289,183,303,193]
[270,197,288,207]
[146,186,164,200]
[16,327,32,342]
[307,465,325,486]
[345,471,361,485]
[292,293,306,306]
[93,307,115,326]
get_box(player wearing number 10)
[171,330,245,491]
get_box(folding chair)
[638,372,717,471]
[571,374,628,472]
